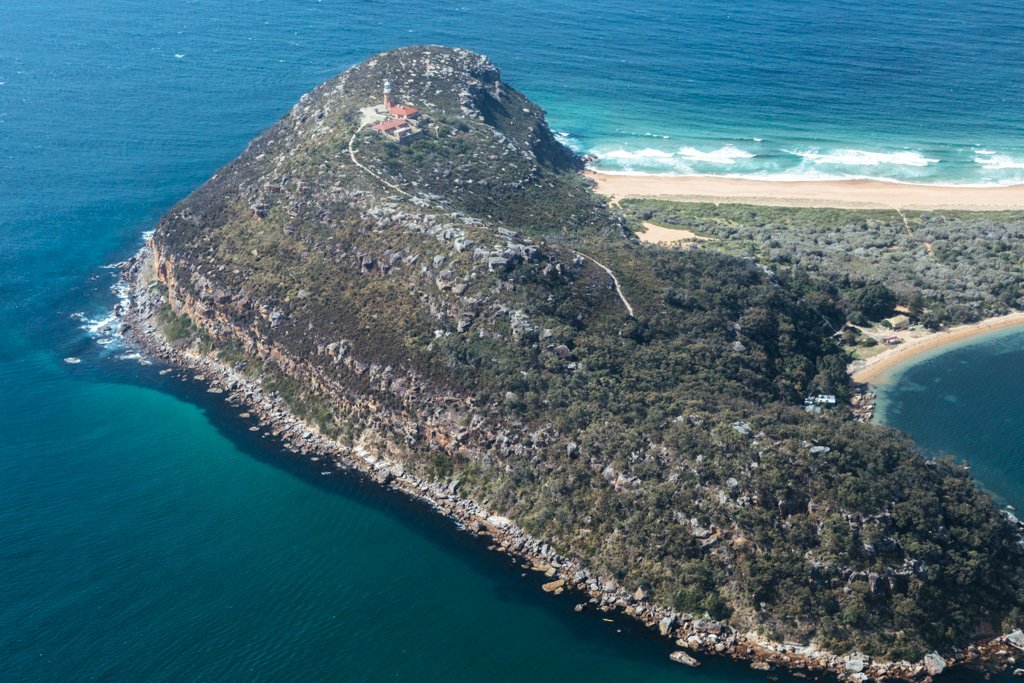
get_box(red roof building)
[388,105,420,118]
[371,117,423,144]
[373,119,411,132]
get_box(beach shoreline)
[850,311,1024,386]
[587,170,1024,211]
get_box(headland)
[111,46,1024,680]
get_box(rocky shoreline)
[850,384,877,423]
[114,243,1023,682]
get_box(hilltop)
[120,46,1024,677]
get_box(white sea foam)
[588,138,1024,186]
[82,312,117,336]
[593,166,1019,188]
[598,148,677,166]
[676,145,755,164]
[973,152,1024,170]
[788,148,938,167]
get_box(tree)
[849,283,897,321]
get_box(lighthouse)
[383,80,393,111]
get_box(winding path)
[348,126,411,197]
[347,125,635,317]
[892,206,935,259]
[574,251,635,317]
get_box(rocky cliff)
[123,46,1024,676]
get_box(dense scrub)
[620,200,1024,326]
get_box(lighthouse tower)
[383,80,393,111]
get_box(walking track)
[347,126,636,317]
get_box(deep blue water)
[2,0,1023,679]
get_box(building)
[883,314,911,330]
[881,335,903,345]
[371,118,423,144]
[371,80,424,144]
[381,80,420,118]
[388,104,420,119]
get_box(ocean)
[1,0,1022,679]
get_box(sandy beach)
[588,171,1024,211]
[850,311,1024,385]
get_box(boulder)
[670,651,700,667]
[923,652,946,676]
[486,515,512,529]
[1008,630,1024,652]
[694,619,723,635]
[845,654,867,673]
[658,615,677,636]
[541,579,565,593]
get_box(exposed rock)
[694,619,723,635]
[845,654,867,673]
[923,652,946,676]
[670,651,700,667]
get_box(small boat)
[63,357,81,364]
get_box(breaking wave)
[973,151,1024,170]
[787,148,939,168]
[585,136,1024,186]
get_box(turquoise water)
[876,328,1024,513]
[2,0,1023,679]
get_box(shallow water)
[876,328,1024,512]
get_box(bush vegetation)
[620,200,1024,326]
